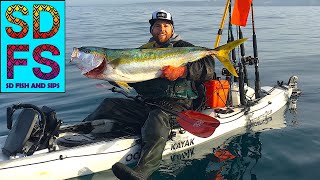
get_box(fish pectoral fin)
[114,81,133,93]
[108,58,122,69]
[139,42,156,49]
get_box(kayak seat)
[57,119,138,147]
[57,134,96,147]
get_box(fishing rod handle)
[239,27,245,57]
[253,34,258,58]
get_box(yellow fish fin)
[139,42,156,49]
[114,81,133,93]
[108,58,122,69]
[213,38,248,77]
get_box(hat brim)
[149,19,174,25]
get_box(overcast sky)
[66,0,320,6]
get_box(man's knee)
[142,109,171,139]
[100,98,128,111]
[101,98,119,106]
[149,109,171,127]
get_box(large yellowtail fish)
[71,38,247,92]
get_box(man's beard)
[154,35,172,46]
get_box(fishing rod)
[226,0,236,106]
[238,26,247,105]
[238,27,249,86]
[227,0,237,79]
[214,0,230,48]
[251,2,261,99]
[224,0,247,106]
[222,0,245,107]
[227,0,237,67]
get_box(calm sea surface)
[1,2,319,180]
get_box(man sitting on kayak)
[83,10,216,180]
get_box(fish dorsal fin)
[114,81,133,93]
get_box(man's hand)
[161,65,186,81]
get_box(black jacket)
[130,40,215,100]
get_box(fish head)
[70,47,107,79]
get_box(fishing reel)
[241,56,257,66]
[3,104,61,156]
[221,68,232,77]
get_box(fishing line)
[217,102,271,124]
[0,142,140,170]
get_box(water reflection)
[287,96,300,127]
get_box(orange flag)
[231,0,252,26]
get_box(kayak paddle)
[176,110,220,138]
[143,101,220,138]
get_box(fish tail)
[211,38,248,77]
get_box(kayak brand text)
[171,138,195,150]
[0,0,65,92]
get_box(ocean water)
[1,2,320,180]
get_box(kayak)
[72,102,291,180]
[0,76,300,180]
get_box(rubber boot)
[112,109,171,180]
[112,162,145,180]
